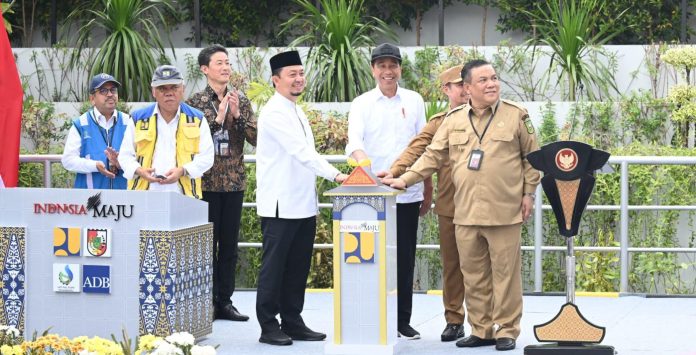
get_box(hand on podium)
[335,173,349,183]
[381,176,406,190]
[375,171,393,179]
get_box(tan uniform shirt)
[401,99,540,226]
[390,110,456,218]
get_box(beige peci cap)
[439,64,464,85]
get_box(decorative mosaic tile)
[333,196,386,220]
[0,227,26,334]
[139,223,213,339]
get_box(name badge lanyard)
[210,96,230,156]
[467,107,496,170]
[88,110,117,188]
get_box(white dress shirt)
[346,86,426,203]
[118,104,214,194]
[62,107,124,173]
[256,92,340,219]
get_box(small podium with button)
[324,163,402,355]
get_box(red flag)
[0,7,23,187]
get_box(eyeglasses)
[95,87,118,95]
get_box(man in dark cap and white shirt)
[118,65,214,198]
[345,43,429,340]
[62,73,130,189]
[255,50,348,346]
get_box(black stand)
[524,238,615,355]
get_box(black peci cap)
[270,50,303,72]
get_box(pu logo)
[344,232,375,263]
[53,227,81,256]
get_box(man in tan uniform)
[385,64,469,342]
[382,59,540,351]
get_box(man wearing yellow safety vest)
[118,65,214,198]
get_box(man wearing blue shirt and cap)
[62,73,130,189]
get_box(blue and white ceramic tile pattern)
[139,224,213,339]
[0,227,25,333]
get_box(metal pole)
[194,0,201,47]
[438,0,444,45]
[44,160,52,188]
[566,236,575,304]
[619,161,629,293]
[534,185,543,292]
[50,0,57,45]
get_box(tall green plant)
[524,0,627,101]
[282,0,396,102]
[68,0,177,101]
[1,1,14,33]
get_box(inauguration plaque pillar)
[324,165,402,355]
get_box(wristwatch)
[525,192,536,199]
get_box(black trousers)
[256,216,316,333]
[203,190,244,307]
[397,201,421,326]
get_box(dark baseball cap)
[89,73,121,93]
[371,43,402,64]
[151,65,184,87]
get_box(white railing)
[18,154,696,294]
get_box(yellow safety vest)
[128,105,203,199]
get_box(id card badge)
[213,130,230,156]
[468,149,484,170]
[219,141,229,156]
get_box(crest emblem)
[555,148,578,172]
[85,228,110,257]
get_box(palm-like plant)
[1,1,14,34]
[282,0,396,102]
[524,0,627,101]
[68,0,177,101]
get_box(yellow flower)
[137,334,162,351]
[1,344,23,355]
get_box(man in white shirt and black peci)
[254,50,348,346]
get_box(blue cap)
[89,73,121,93]
[151,65,184,87]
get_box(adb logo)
[343,232,375,264]
[53,227,81,256]
[83,265,111,294]
[53,263,81,292]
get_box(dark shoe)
[441,323,465,342]
[282,324,326,341]
[215,304,249,321]
[495,337,516,351]
[397,324,421,340]
[259,329,293,346]
[455,335,496,348]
